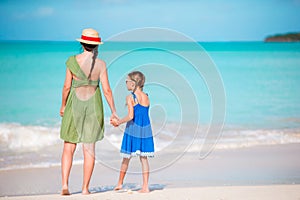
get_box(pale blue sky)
[0,0,300,41]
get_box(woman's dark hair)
[80,42,98,80]
[81,42,97,52]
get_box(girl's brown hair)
[128,71,145,92]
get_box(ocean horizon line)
[0,39,266,43]
[1,40,298,53]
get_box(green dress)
[60,56,104,143]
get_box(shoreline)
[1,121,300,171]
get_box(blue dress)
[120,92,154,158]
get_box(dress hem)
[120,150,154,158]
[60,135,104,144]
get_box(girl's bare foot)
[61,188,70,195]
[138,188,150,193]
[114,185,122,191]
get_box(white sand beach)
[1,144,300,199]
[1,185,300,200]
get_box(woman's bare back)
[74,53,103,101]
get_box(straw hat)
[76,28,103,45]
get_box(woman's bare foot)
[81,190,90,195]
[138,188,150,193]
[61,188,70,195]
[114,185,123,191]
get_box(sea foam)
[0,123,60,151]
[1,122,300,170]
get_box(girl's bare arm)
[117,96,134,125]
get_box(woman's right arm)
[60,68,72,117]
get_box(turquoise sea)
[0,41,300,169]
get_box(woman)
[59,28,117,195]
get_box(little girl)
[111,71,154,193]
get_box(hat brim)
[76,38,103,45]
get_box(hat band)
[81,35,101,42]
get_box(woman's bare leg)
[82,143,95,195]
[139,156,150,193]
[114,157,130,190]
[61,141,77,195]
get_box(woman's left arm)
[60,68,72,117]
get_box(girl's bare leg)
[82,143,95,195]
[139,156,150,193]
[114,157,130,190]
[61,141,77,195]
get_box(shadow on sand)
[73,183,166,194]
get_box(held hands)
[110,117,119,127]
[110,112,120,127]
